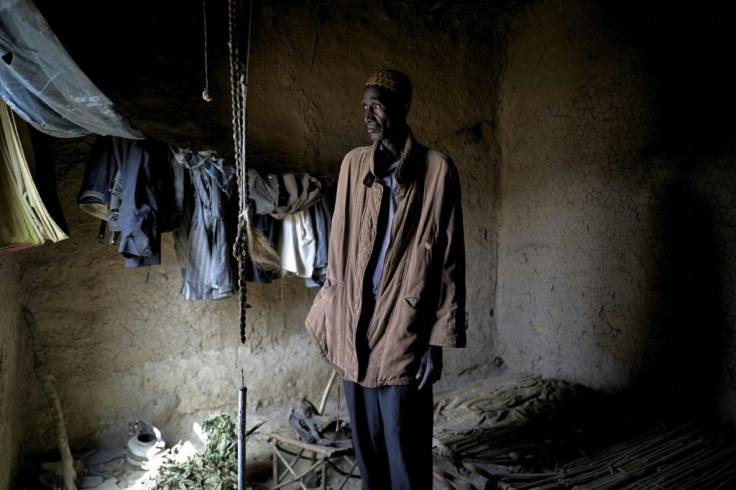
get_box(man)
[305,69,466,489]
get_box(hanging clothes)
[117,138,176,267]
[305,197,332,288]
[279,209,316,279]
[243,201,281,284]
[77,135,119,222]
[77,135,176,267]
[172,148,236,300]
[247,169,322,217]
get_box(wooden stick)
[23,307,77,490]
[317,371,338,416]
[337,458,359,490]
[432,465,478,490]
[271,448,322,490]
[659,444,736,488]
[269,432,349,457]
[276,446,305,483]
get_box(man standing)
[306,69,466,489]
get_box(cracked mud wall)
[496,0,736,420]
[690,158,736,422]
[10,0,503,458]
[497,0,660,390]
[0,254,21,488]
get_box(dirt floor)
[75,447,469,490]
[13,385,477,490]
[79,450,463,490]
[15,373,736,489]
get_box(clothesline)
[76,134,335,300]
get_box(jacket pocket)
[404,296,421,309]
[305,279,344,360]
[397,295,426,336]
[403,232,439,297]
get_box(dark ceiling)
[30,0,736,161]
[34,0,236,156]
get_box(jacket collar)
[364,126,420,188]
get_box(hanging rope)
[228,2,253,488]
[201,0,213,102]
[229,0,253,345]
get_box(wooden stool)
[268,371,359,489]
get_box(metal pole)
[238,383,247,489]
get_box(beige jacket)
[305,129,466,387]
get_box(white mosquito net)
[0,0,143,139]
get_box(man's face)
[362,86,406,142]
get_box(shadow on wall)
[633,177,725,421]
[611,1,736,160]
[589,0,736,422]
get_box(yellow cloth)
[0,98,68,251]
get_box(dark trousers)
[343,380,434,489]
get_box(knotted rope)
[228,0,253,344]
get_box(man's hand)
[416,345,443,391]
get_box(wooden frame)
[268,371,359,489]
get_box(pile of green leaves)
[146,412,263,490]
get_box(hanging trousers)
[343,380,434,490]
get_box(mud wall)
[0,254,21,488]
[497,0,660,392]
[13,0,503,457]
[496,0,736,419]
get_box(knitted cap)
[365,69,412,105]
